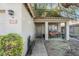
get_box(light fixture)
[8,9,14,16]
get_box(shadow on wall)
[25,35,35,56]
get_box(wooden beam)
[27,4,35,18]
[34,17,73,19]
[34,18,71,23]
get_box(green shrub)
[0,33,23,56]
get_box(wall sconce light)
[8,10,14,16]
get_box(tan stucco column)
[57,23,61,32]
[65,22,69,40]
[45,22,48,40]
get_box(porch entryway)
[35,21,69,40]
[35,22,45,38]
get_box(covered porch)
[34,17,70,40]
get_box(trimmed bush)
[0,33,23,56]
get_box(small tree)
[46,7,61,17]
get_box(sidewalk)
[31,38,48,56]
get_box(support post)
[45,22,48,40]
[65,22,69,40]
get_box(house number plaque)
[9,19,17,24]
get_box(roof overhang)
[24,3,35,18]
[24,3,78,20]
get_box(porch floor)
[31,38,79,56]
[45,39,70,56]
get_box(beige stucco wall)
[0,3,22,34]
[22,4,35,55]
[0,3,35,56]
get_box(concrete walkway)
[31,38,79,56]
[31,38,48,56]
